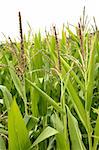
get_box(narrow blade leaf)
[31,126,58,148]
[67,106,86,150]
[8,99,31,150]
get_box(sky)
[0,0,99,41]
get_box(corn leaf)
[66,79,88,131]
[51,113,70,150]
[86,34,97,111]
[67,106,86,150]
[8,99,31,150]
[30,126,58,148]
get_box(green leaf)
[51,113,70,150]
[30,126,58,148]
[0,85,12,111]
[8,99,31,150]
[0,136,6,150]
[86,34,97,111]
[26,78,65,114]
[67,106,86,150]
[66,79,88,131]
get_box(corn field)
[0,10,99,150]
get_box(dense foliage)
[0,10,99,150]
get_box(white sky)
[0,0,99,41]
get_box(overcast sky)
[0,0,99,41]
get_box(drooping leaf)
[26,78,65,114]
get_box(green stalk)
[23,78,28,115]
[88,132,92,150]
